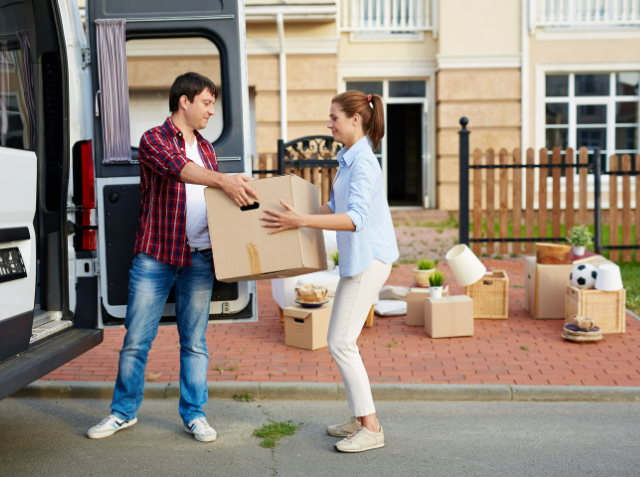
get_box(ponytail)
[331,91,385,151]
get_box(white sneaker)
[87,415,137,439]
[334,425,385,453]
[326,416,360,437]
[184,417,217,442]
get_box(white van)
[0,0,256,400]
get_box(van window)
[0,0,35,151]
[126,37,224,148]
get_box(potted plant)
[567,225,592,256]
[429,271,445,298]
[413,258,436,287]
[330,250,339,273]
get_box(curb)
[10,381,640,402]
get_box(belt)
[190,247,212,253]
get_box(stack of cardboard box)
[204,175,332,350]
[524,255,614,320]
[406,286,474,339]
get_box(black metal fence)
[458,117,638,259]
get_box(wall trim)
[247,37,339,55]
[348,31,425,43]
[338,58,436,79]
[535,28,640,41]
[436,54,522,70]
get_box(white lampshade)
[445,244,487,287]
[594,263,623,292]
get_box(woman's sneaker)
[334,425,385,453]
[87,415,137,439]
[184,417,217,442]
[326,416,360,437]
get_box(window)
[545,72,640,172]
[345,81,383,96]
[0,0,34,151]
[126,38,224,148]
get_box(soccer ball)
[570,263,598,289]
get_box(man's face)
[183,88,216,131]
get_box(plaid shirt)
[133,117,218,267]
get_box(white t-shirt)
[184,140,211,248]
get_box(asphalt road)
[1,397,639,477]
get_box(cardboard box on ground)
[524,254,614,319]
[283,305,332,350]
[204,175,327,282]
[405,286,450,326]
[424,296,474,338]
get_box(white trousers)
[327,259,392,417]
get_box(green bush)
[330,251,339,266]
[417,258,435,270]
[429,270,445,287]
[567,225,592,247]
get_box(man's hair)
[169,72,219,113]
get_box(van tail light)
[76,210,97,251]
[73,140,95,209]
[73,140,96,251]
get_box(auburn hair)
[331,90,384,151]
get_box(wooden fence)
[458,118,640,263]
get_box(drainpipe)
[277,12,287,142]
[521,0,530,209]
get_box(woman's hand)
[260,199,305,234]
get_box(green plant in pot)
[413,258,436,287]
[428,271,445,298]
[567,225,592,256]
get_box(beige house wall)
[249,54,337,154]
[436,68,521,211]
[438,0,521,56]
[247,18,338,156]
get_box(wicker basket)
[565,284,626,334]
[465,270,509,319]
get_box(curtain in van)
[15,30,36,151]
[0,42,8,145]
[95,19,132,164]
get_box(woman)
[260,91,399,453]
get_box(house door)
[386,103,423,206]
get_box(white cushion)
[374,300,407,316]
[379,286,409,301]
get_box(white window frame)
[535,62,640,208]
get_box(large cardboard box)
[204,175,327,282]
[283,305,332,350]
[524,254,614,319]
[424,296,474,339]
[405,286,450,326]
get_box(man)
[87,72,258,442]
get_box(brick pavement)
[42,260,640,387]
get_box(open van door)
[0,155,37,362]
[86,0,257,325]
[0,1,37,365]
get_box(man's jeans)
[110,250,214,426]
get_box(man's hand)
[222,174,260,207]
[260,199,304,234]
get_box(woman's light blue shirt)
[327,136,399,277]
